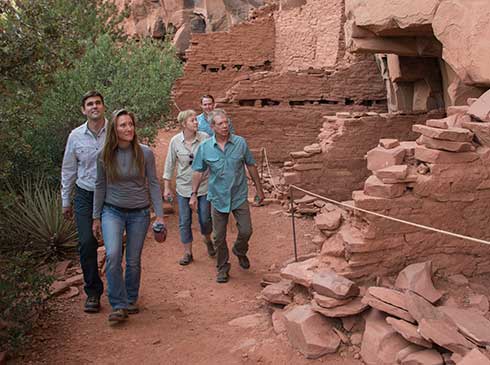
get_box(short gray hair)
[208,108,227,125]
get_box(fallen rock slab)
[414,146,479,164]
[439,306,490,346]
[311,297,368,317]
[261,280,293,305]
[361,310,411,365]
[426,119,448,129]
[401,349,443,365]
[59,286,80,300]
[311,270,359,299]
[364,175,406,198]
[397,344,428,363]
[412,124,474,142]
[395,261,442,304]
[468,90,490,122]
[284,304,340,359]
[417,135,474,152]
[404,291,446,322]
[374,165,408,180]
[457,348,490,365]
[468,294,489,314]
[312,292,353,308]
[448,274,469,286]
[386,317,432,348]
[462,120,490,147]
[280,258,318,287]
[314,211,342,231]
[418,318,475,356]
[379,138,400,149]
[366,146,406,172]
[363,287,415,323]
[49,280,70,297]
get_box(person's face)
[116,114,135,144]
[200,97,215,115]
[183,114,198,133]
[81,96,105,122]
[212,115,229,138]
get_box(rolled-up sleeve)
[243,140,256,165]
[61,134,77,208]
[92,155,106,219]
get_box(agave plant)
[0,176,78,261]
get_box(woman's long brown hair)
[102,109,145,182]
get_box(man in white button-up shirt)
[61,90,107,313]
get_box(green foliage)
[0,252,52,353]
[0,176,78,261]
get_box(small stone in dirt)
[59,286,79,300]
[228,313,265,329]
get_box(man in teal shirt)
[190,109,264,283]
[197,94,235,136]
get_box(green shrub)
[0,176,78,261]
[28,34,183,181]
[0,252,52,353]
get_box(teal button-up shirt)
[197,112,235,136]
[192,134,255,213]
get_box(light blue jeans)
[101,204,150,310]
[177,193,212,244]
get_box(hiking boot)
[216,270,229,283]
[127,303,139,315]
[84,296,100,313]
[179,253,193,266]
[204,239,216,257]
[232,247,250,270]
[108,309,128,322]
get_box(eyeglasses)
[189,153,194,166]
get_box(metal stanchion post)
[289,185,298,262]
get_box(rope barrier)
[290,184,490,247]
[255,146,490,249]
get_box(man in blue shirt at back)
[190,109,264,283]
[197,94,235,136]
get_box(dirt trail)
[16,130,360,365]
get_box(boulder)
[363,287,415,323]
[468,294,489,314]
[386,317,432,348]
[311,297,369,317]
[314,211,342,231]
[468,90,490,122]
[439,306,490,346]
[457,348,490,365]
[311,270,359,299]
[414,146,479,164]
[366,146,406,171]
[412,125,474,142]
[400,349,443,365]
[361,309,411,365]
[418,318,475,355]
[433,1,490,86]
[461,121,490,147]
[261,280,293,305]
[394,261,443,304]
[364,175,406,199]
[284,304,340,359]
[416,135,474,152]
[280,258,318,287]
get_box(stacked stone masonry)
[174,0,388,161]
[319,93,490,279]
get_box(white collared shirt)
[163,131,209,198]
[61,121,107,207]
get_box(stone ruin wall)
[311,0,490,279]
[174,0,391,162]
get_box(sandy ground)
[14,130,361,365]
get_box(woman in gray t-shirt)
[92,109,165,323]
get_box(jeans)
[212,201,252,273]
[177,193,212,244]
[101,204,150,309]
[73,186,104,298]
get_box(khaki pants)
[212,201,253,273]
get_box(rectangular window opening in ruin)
[289,101,305,106]
[233,65,243,71]
[345,98,354,105]
[201,64,207,72]
[318,100,339,105]
[239,100,256,107]
[360,100,374,106]
[209,67,219,73]
[261,99,280,107]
